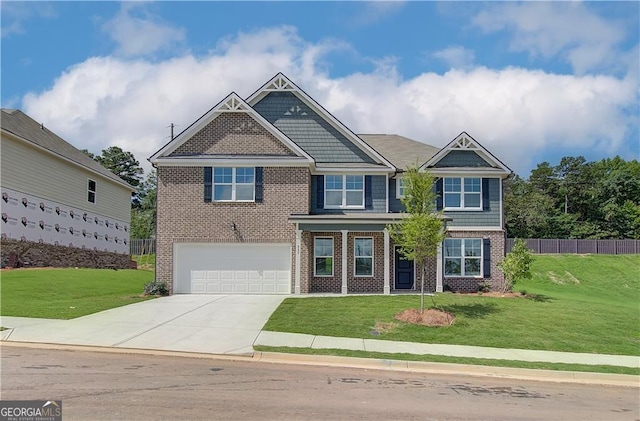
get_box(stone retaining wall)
[1,239,132,269]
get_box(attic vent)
[452,136,477,149]
[220,96,249,112]
[266,76,292,91]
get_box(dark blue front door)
[394,247,414,289]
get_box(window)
[354,237,373,277]
[444,238,482,277]
[87,179,96,203]
[213,167,255,201]
[396,177,406,199]
[325,175,364,208]
[444,177,481,209]
[314,238,334,276]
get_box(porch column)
[383,228,390,294]
[294,228,302,295]
[436,242,443,292]
[341,230,348,294]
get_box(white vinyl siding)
[1,135,131,222]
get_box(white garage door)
[174,243,291,294]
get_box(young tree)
[498,239,534,293]
[388,166,446,311]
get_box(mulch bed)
[395,308,455,327]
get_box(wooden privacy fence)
[131,238,639,255]
[130,238,156,255]
[506,238,640,255]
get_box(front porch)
[289,214,444,295]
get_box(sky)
[1,1,638,177]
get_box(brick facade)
[156,166,309,293]
[171,113,295,157]
[443,230,506,292]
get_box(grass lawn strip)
[254,346,640,376]
[1,268,155,319]
[263,255,640,356]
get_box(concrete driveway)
[0,295,287,356]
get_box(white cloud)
[432,46,476,70]
[352,1,406,26]
[21,26,638,176]
[472,2,628,75]
[102,3,185,57]
[1,2,57,37]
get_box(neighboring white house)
[1,109,133,264]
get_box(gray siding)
[1,135,131,222]
[299,223,387,231]
[253,92,375,164]
[389,178,404,213]
[434,150,492,168]
[311,175,386,214]
[446,178,501,227]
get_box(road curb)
[2,341,638,388]
[253,351,640,388]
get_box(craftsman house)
[150,73,511,295]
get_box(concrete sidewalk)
[254,331,640,368]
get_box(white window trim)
[213,167,255,202]
[443,177,482,211]
[87,179,96,204]
[314,237,334,277]
[354,237,374,277]
[324,175,365,209]
[444,238,483,278]
[396,177,405,199]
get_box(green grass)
[263,254,640,356]
[254,346,640,376]
[132,254,156,270]
[1,268,155,319]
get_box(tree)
[498,239,534,293]
[387,166,446,311]
[130,170,157,239]
[95,146,143,187]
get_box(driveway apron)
[0,295,287,356]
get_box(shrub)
[478,281,492,293]
[143,280,169,296]
[498,239,534,293]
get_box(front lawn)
[1,268,155,319]
[263,255,640,356]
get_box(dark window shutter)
[482,178,490,211]
[365,175,373,209]
[483,238,491,278]
[255,167,264,203]
[204,167,212,203]
[316,175,324,209]
[435,178,443,211]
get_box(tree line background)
[85,148,639,241]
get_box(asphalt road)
[1,346,638,421]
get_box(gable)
[433,150,492,168]
[170,112,296,157]
[253,91,376,164]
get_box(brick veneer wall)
[156,166,309,293]
[347,231,385,293]
[306,232,342,293]
[443,230,506,292]
[0,239,131,269]
[171,113,295,157]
